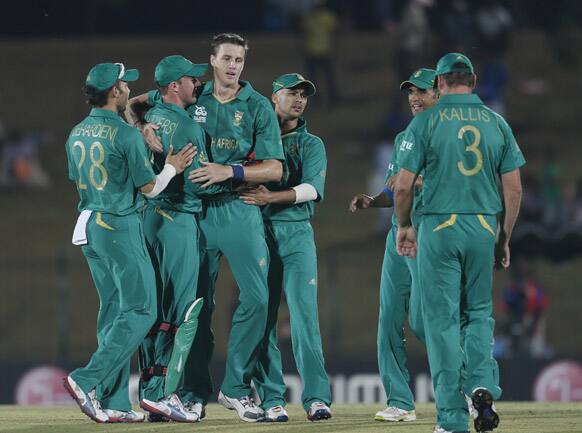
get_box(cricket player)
[395,53,525,433]
[350,68,437,422]
[137,55,230,422]
[239,73,331,422]
[63,62,194,423]
[128,33,284,422]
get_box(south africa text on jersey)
[211,137,239,150]
[71,123,119,141]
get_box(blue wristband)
[382,186,394,201]
[231,164,244,181]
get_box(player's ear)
[271,93,278,105]
[471,74,478,89]
[210,54,216,67]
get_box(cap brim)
[287,79,317,96]
[400,78,433,90]
[121,69,139,82]
[187,63,209,78]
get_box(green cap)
[272,73,316,96]
[85,63,139,91]
[435,52,475,75]
[400,68,436,90]
[155,55,208,86]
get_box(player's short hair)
[441,62,475,87]
[83,84,113,107]
[211,33,249,56]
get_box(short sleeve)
[498,116,526,174]
[123,128,155,188]
[65,136,77,182]
[300,136,327,201]
[147,90,162,107]
[252,100,284,161]
[397,118,426,175]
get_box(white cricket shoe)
[374,406,417,422]
[218,390,264,422]
[63,375,109,423]
[140,393,199,422]
[307,402,332,421]
[183,401,206,420]
[263,405,289,422]
[103,409,145,423]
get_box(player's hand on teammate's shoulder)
[189,162,233,188]
[165,144,195,174]
[141,123,163,153]
[349,193,373,212]
[396,225,417,258]
[239,185,272,206]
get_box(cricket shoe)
[140,393,199,422]
[103,409,145,423]
[470,388,500,432]
[217,391,264,422]
[374,406,416,422]
[62,375,108,423]
[183,401,206,420]
[433,426,469,433]
[307,402,332,421]
[263,405,289,422]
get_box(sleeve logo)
[400,139,414,151]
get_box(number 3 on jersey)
[72,140,108,190]
[457,125,482,176]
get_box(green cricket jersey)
[398,93,525,215]
[148,80,284,165]
[261,118,327,221]
[144,102,229,213]
[65,108,155,215]
[385,131,423,226]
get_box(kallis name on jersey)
[193,105,207,123]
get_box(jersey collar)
[437,93,483,105]
[158,101,190,117]
[281,117,307,138]
[89,108,121,119]
[201,80,254,102]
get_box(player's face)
[115,81,130,111]
[210,43,245,87]
[407,86,438,116]
[273,87,308,120]
[176,76,201,105]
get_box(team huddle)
[64,31,524,433]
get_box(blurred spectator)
[0,129,51,189]
[499,260,550,358]
[435,0,475,54]
[301,0,340,106]
[475,60,508,115]
[475,0,513,57]
[393,0,433,82]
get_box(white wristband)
[292,183,318,204]
[143,164,177,198]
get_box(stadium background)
[1,0,581,405]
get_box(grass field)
[1,403,582,433]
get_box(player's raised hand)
[240,185,272,206]
[165,144,195,174]
[349,193,373,212]
[142,123,163,153]
[396,225,417,258]
[494,240,511,270]
[189,162,232,188]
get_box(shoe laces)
[88,390,103,411]
[238,395,256,409]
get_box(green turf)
[0,403,581,433]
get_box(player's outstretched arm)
[496,168,523,269]
[188,159,282,188]
[140,144,195,198]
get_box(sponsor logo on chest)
[193,105,207,123]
